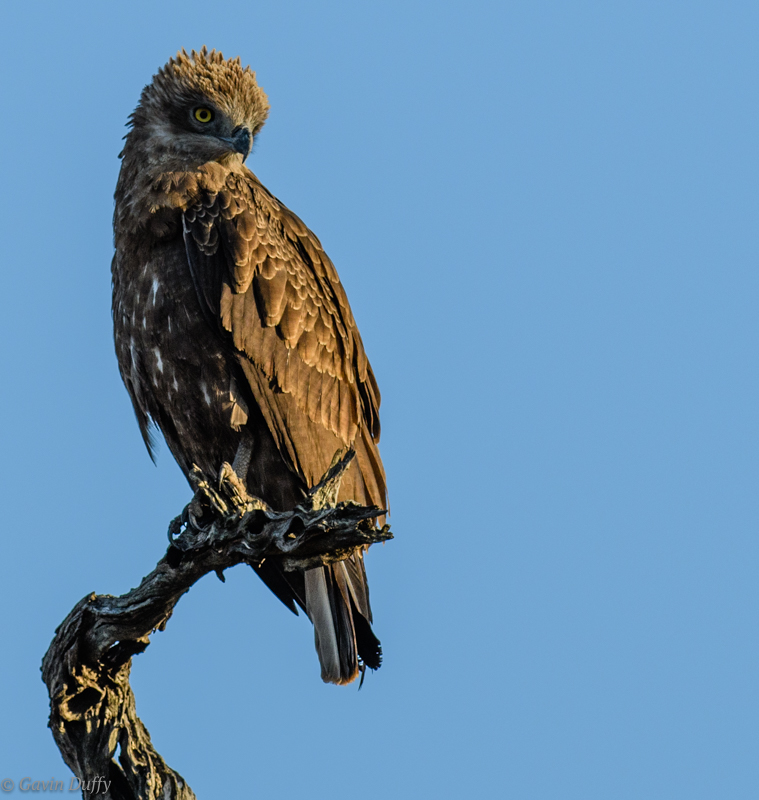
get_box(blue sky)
[1,1,758,797]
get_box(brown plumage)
[112,48,386,684]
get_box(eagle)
[112,48,386,685]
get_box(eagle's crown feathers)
[128,47,269,149]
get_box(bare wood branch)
[41,450,391,800]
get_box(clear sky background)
[1,1,757,797]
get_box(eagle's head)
[125,47,270,170]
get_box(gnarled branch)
[41,450,391,800]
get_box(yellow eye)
[193,107,214,123]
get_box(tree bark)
[41,450,390,800]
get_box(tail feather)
[304,567,346,682]
[341,551,372,622]
[305,557,381,685]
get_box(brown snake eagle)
[112,48,386,685]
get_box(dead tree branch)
[41,450,391,800]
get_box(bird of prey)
[112,48,386,685]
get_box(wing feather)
[183,169,385,506]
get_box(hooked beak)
[227,126,252,161]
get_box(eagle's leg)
[214,434,264,519]
[231,431,254,482]
[170,435,256,546]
